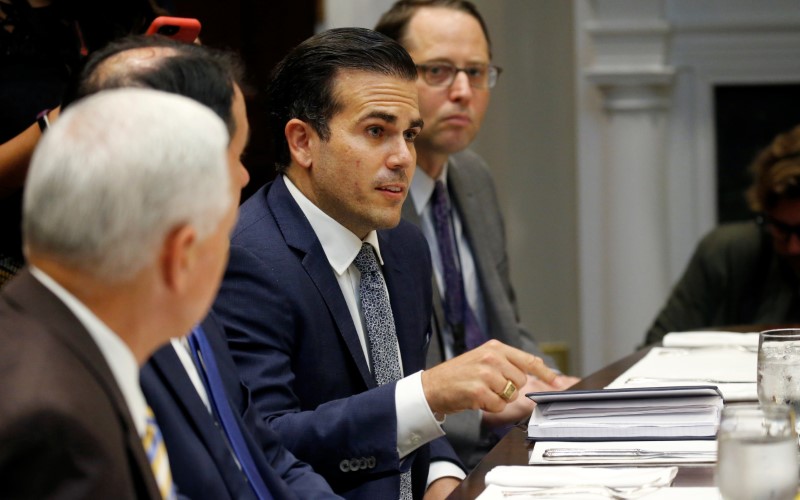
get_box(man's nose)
[448,71,474,102]
[388,139,414,170]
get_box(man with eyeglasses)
[644,124,800,345]
[376,0,580,471]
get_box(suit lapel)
[148,347,228,460]
[267,178,375,387]
[2,270,161,499]
[447,155,484,263]
[379,229,423,374]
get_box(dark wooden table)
[447,346,716,499]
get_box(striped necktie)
[142,406,177,500]
[353,243,412,500]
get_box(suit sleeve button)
[339,459,349,472]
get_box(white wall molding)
[577,0,675,373]
[577,0,800,374]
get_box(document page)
[605,347,757,401]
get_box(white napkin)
[477,484,720,500]
[529,440,717,465]
[484,465,678,488]
[662,331,758,348]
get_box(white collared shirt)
[30,267,150,437]
[171,337,211,411]
[283,176,448,462]
[409,161,488,359]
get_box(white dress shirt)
[284,176,464,483]
[30,266,150,437]
[171,337,211,411]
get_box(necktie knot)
[354,243,380,275]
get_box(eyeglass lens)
[418,62,499,89]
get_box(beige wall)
[470,1,581,373]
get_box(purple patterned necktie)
[432,180,486,353]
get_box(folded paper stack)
[526,386,723,440]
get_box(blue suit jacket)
[140,312,339,500]
[213,177,462,499]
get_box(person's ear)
[159,224,197,293]
[285,118,315,169]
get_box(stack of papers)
[478,484,719,499]
[476,466,721,500]
[605,346,757,401]
[529,439,717,465]
[662,331,758,348]
[484,465,678,488]
[527,387,723,440]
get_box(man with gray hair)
[0,88,236,498]
[68,35,339,499]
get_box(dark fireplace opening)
[714,83,800,223]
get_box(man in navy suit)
[214,27,557,499]
[71,36,339,499]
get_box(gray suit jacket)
[402,149,552,469]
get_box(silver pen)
[542,448,716,461]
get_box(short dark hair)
[267,27,417,173]
[375,0,492,57]
[67,35,244,136]
[746,124,800,213]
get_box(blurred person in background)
[645,124,800,345]
[0,0,164,285]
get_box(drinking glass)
[758,329,800,433]
[716,404,798,500]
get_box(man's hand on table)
[421,340,556,416]
[481,374,581,429]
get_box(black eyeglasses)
[756,213,800,242]
[415,62,502,89]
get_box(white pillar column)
[577,0,675,372]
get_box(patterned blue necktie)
[352,243,412,500]
[431,180,486,353]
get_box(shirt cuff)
[396,370,446,459]
[427,460,467,488]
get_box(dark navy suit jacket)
[141,312,339,499]
[213,177,462,499]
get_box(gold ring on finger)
[500,380,516,400]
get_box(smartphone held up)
[146,16,201,43]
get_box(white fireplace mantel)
[576,0,800,374]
